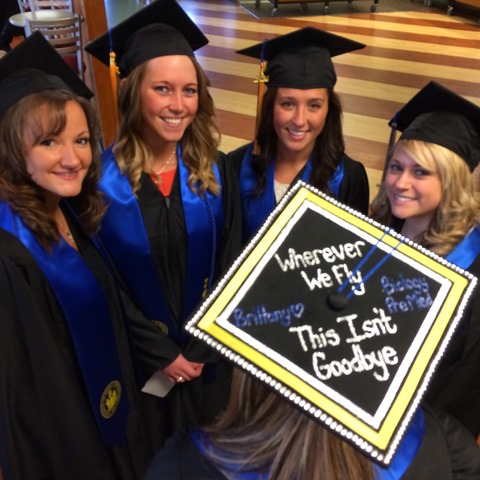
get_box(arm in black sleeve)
[118,286,182,374]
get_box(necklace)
[54,208,77,249]
[149,146,177,185]
[63,229,76,247]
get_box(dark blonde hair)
[203,369,374,480]
[0,89,105,250]
[113,56,221,195]
[371,139,480,256]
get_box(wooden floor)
[176,0,480,201]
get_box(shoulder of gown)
[225,142,252,176]
[144,431,228,480]
[425,253,480,437]
[400,404,480,480]
[338,153,370,215]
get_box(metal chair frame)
[25,13,84,79]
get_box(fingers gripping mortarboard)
[84,0,208,78]
[389,81,480,172]
[0,31,93,120]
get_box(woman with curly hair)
[371,81,480,438]
[0,34,161,479]
[85,0,241,442]
[229,28,370,242]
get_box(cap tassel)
[109,51,120,132]
[252,61,268,156]
[252,40,269,156]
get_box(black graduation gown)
[424,255,480,438]
[0,224,154,480]
[143,405,480,480]
[100,151,243,437]
[228,142,370,216]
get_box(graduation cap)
[236,28,364,154]
[84,0,208,78]
[237,27,365,89]
[0,31,93,120]
[186,181,476,467]
[389,81,480,172]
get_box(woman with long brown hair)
[0,33,158,479]
[230,28,370,242]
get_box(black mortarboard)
[84,0,208,78]
[0,31,93,119]
[389,81,480,172]
[236,27,365,89]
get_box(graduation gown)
[0,214,156,480]
[424,253,480,438]
[143,405,480,480]
[228,142,370,242]
[97,147,243,437]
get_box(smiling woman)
[371,81,480,439]
[0,32,167,479]
[24,101,92,223]
[228,27,370,243]
[83,0,242,449]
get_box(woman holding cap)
[230,27,370,242]
[85,0,242,440]
[144,369,480,479]
[0,33,161,479]
[371,81,480,438]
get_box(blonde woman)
[85,0,241,444]
[371,81,480,438]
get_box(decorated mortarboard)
[236,27,364,154]
[389,81,480,172]
[84,0,208,78]
[186,181,476,466]
[0,31,93,120]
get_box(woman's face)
[139,55,199,147]
[385,144,442,225]
[25,100,92,205]
[273,87,329,157]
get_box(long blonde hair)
[113,56,221,195]
[202,369,374,480]
[371,139,480,256]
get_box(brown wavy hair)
[113,56,221,195]
[0,89,105,250]
[203,369,374,480]
[371,139,480,256]
[251,87,345,196]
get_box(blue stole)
[99,146,224,341]
[239,143,345,239]
[446,225,480,270]
[190,429,270,480]
[374,409,424,479]
[0,202,129,445]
